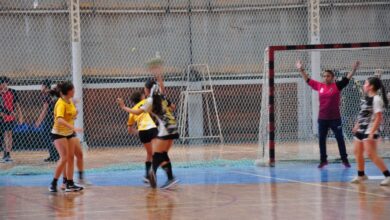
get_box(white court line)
[231,170,388,198]
[362,176,385,180]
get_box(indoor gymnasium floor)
[1,160,390,220]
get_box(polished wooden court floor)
[2,165,390,220]
[1,141,390,220]
[3,140,390,170]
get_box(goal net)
[258,42,390,166]
[2,1,390,175]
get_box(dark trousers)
[42,121,59,159]
[318,119,348,162]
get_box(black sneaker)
[49,183,57,192]
[148,169,157,189]
[65,183,84,192]
[160,178,179,189]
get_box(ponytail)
[49,86,61,97]
[49,81,74,98]
[145,79,164,116]
[368,76,388,108]
[152,93,164,116]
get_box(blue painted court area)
[1,161,389,187]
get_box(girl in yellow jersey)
[118,60,179,189]
[49,81,83,193]
[124,91,158,183]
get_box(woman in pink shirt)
[296,60,360,168]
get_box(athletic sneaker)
[160,178,179,189]
[143,176,150,184]
[317,161,328,169]
[380,177,390,186]
[5,156,13,162]
[0,156,13,163]
[350,175,368,184]
[342,160,351,168]
[65,183,84,192]
[148,169,157,188]
[49,184,58,192]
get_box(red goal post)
[264,41,390,166]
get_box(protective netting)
[1,0,390,174]
[259,48,390,163]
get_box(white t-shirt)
[357,95,384,135]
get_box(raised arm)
[346,61,360,80]
[116,98,144,115]
[296,60,310,82]
[35,103,49,127]
[154,66,165,95]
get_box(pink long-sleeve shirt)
[307,77,349,120]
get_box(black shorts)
[0,121,16,133]
[158,133,179,140]
[139,128,158,144]
[51,133,77,141]
[354,132,379,141]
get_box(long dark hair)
[50,81,74,98]
[130,91,143,104]
[145,79,164,116]
[367,77,388,108]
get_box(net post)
[309,0,321,136]
[268,47,276,167]
[70,0,85,144]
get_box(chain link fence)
[1,0,390,174]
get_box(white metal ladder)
[177,64,224,144]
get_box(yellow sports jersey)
[51,98,77,136]
[128,99,157,131]
[161,99,177,128]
